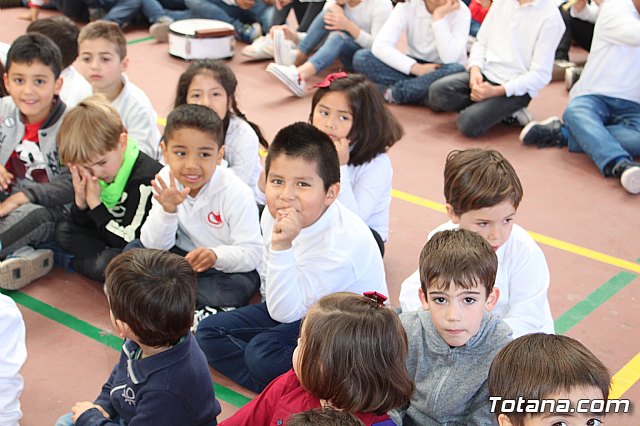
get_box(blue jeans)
[142,0,192,22]
[55,412,125,426]
[86,0,143,27]
[185,0,273,37]
[470,19,481,37]
[563,94,640,176]
[352,49,466,105]
[195,302,300,393]
[428,71,531,137]
[298,10,361,72]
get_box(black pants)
[270,0,324,33]
[555,6,595,60]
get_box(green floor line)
[0,289,251,408]
[554,270,638,335]
[126,36,154,45]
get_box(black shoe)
[611,159,640,194]
[519,117,566,148]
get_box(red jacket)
[470,0,491,23]
[220,370,394,426]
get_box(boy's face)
[499,386,605,426]
[77,38,127,98]
[421,281,498,347]
[81,133,127,184]
[186,73,229,120]
[265,154,339,228]
[448,200,516,251]
[161,127,223,197]
[4,60,62,123]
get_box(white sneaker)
[241,36,274,60]
[273,28,297,66]
[507,107,534,127]
[149,16,174,43]
[0,246,53,290]
[266,63,305,97]
[621,165,640,195]
[192,306,218,332]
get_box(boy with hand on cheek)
[137,104,262,325]
[391,229,512,425]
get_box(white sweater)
[141,165,262,273]
[111,75,162,160]
[469,0,564,97]
[399,221,554,337]
[570,0,640,104]
[339,153,392,240]
[59,66,92,109]
[371,0,470,75]
[260,201,388,323]
[0,294,26,426]
[224,115,262,196]
[336,0,394,48]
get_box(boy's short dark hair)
[78,21,127,59]
[105,249,196,347]
[419,229,497,297]
[287,407,365,426]
[488,333,611,426]
[444,149,523,216]
[27,16,79,70]
[265,122,339,191]
[6,33,62,79]
[164,104,224,148]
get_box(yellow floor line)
[610,352,640,399]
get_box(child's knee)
[456,111,483,138]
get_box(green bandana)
[99,137,139,209]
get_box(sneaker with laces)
[273,29,297,66]
[0,246,53,290]
[552,59,577,81]
[242,36,274,60]
[149,16,174,43]
[266,63,305,97]
[519,117,566,148]
[503,107,533,127]
[565,66,582,91]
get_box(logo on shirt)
[207,211,223,227]
[3,116,15,128]
[122,387,136,406]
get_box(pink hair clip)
[311,71,348,89]
[363,291,388,307]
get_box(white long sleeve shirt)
[339,153,392,240]
[398,221,554,338]
[111,75,162,160]
[0,294,26,426]
[570,0,600,22]
[260,201,388,324]
[59,66,92,109]
[469,0,565,97]
[570,0,640,104]
[337,0,394,48]
[371,0,470,75]
[224,115,262,193]
[141,165,262,273]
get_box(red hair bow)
[311,71,348,89]
[363,291,388,307]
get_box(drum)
[168,19,235,60]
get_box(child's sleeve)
[371,3,416,75]
[75,364,119,425]
[468,3,494,70]
[224,120,261,187]
[0,296,26,426]
[432,6,470,65]
[353,0,393,48]
[596,1,640,46]
[20,167,74,207]
[463,381,496,426]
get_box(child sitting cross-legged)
[135,104,262,325]
[55,249,221,425]
[55,95,163,283]
[390,228,513,425]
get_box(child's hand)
[69,164,88,209]
[333,137,350,166]
[71,401,108,422]
[77,166,102,210]
[185,247,217,273]
[236,0,255,10]
[471,82,505,102]
[0,165,15,192]
[272,207,302,251]
[411,63,441,76]
[433,0,460,20]
[469,66,484,90]
[477,0,492,9]
[324,5,350,31]
[269,25,299,44]
[151,171,190,213]
[0,192,28,218]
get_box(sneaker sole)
[519,116,560,144]
[0,249,53,290]
[266,64,303,97]
[621,167,640,195]
[274,29,294,66]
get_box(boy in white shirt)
[399,149,554,337]
[0,293,27,426]
[137,104,262,322]
[353,0,470,105]
[428,0,564,137]
[195,122,388,393]
[76,21,162,160]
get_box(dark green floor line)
[0,289,251,408]
[126,36,154,45]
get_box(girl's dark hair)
[309,74,403,166]
[298,292,414,414]
[0,60,7,97]
[174,59,268,148]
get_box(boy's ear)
[445,203,460,224]
[114,319,132,339]
[118,132,128,149]
[485,287,500,311]
[324,182,340,206]
[120,56,129,72]
[160,140,168,163]
[217,145,225,165]
[54,76,63,96]
[2,73,8,94]
[497,414,514,426]
[418,287,430,311]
